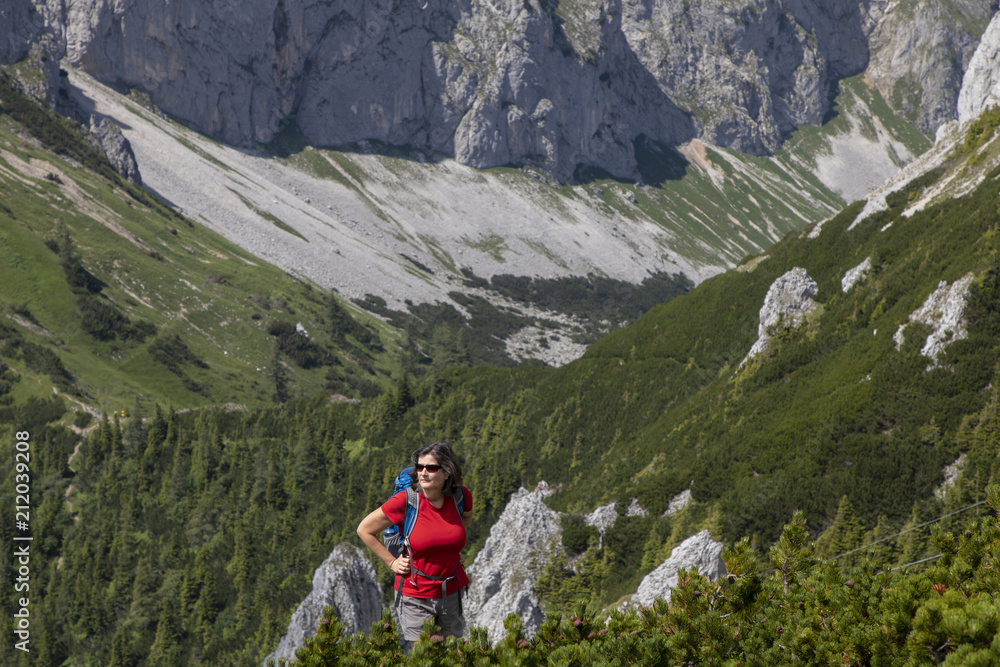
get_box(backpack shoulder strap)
[453,487,465,515]
[401,487,420,549]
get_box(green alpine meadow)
[4,14,1000,667]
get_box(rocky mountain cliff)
[959,8,1000,125]
[626,530,726,608]
[464,483,562,643]
[5,0,993,182]
[266,544,383,665]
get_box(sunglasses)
[415,463,443,472]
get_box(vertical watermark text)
[13,430,31,653]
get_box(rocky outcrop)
[893,272,975,364]
[842,257,871,293]
[585,502,619,533]
[465,482,561,644]
[664,489,692,517]
[958,11,1000,126]
[585,502,618,549]
[266,543,383,666]
[743,267,819,365]
[87,116,141,183]
[627,530,727,607]
[625,498,648,517]
[10,0,986,182]
[935,453,968,500]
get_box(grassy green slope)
[0,75,395,413]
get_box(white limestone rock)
[743,268,819,365]
[664,489,692,517]
[627,530,727,608]
[464,482,561,644]
[958,13,1000,127]
[585,502,619,533]
[935,453,968,500]
[584,502,618,549]
[866,0,992,136]
[893,272,975,363]
[625,498,648,517]
[266,543,383,666]
[842,258,872,293]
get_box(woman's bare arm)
[357,508,410,575]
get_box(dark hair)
[411,441,463,497]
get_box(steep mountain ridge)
[38,0,991,180]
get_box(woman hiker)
[357,441,473,647]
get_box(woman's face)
[416,454,448,496]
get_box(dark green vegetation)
[472,270,693,334]
[282,496,1000,666]
[354,270,691,371]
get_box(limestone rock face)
[664,489,692,517]
[17,0,988,181]
[266,543,383,666]
[893,272,975,363]
[628,530,727,607]
[465,482,561,644]
[867,0,994,135]
[87,116,141,183]
[1,0,66,106]
[620,0,865,156]
[842,257,872,293]
[958,12,1000,126]
[744,267,819,364]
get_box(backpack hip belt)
[395,564,464,614]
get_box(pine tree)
[815,495,863,561]
[858,514,897,564]
[147,601,184,667]
[272,344,290,404]
[769,510,816,593]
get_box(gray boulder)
[266,543,383,666]
[893,272,975,364]
[841,257,872,293]
[628,530,727,607]
[88,116,141,183]
[464,482,561,644]
[743,267,819,364]
[664,489,692,517]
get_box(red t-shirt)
[381,486,472,598]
